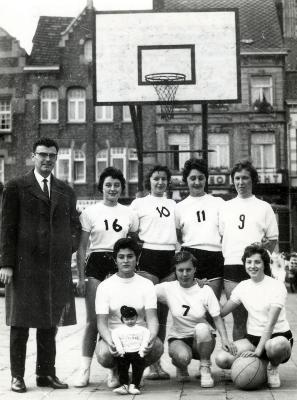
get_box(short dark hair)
[33,137,59,153]
[120,305,138,319]
[144,165,172,191]
[97,166,126,193]
[231,160,259,186]
[171,250,198,272]
[182,158,208,183]
[241,243,271,276]
[113,237,140,258]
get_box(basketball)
[231,356,267,390]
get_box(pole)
[202,102,208,191]
[129,105,144,193]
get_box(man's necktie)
[43,178,50,199]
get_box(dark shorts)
[224,264,249,282]
[246,330,293,363]
[85,252,117,281]
[182,247,224,280]
[137,248,175,281]
[168,336,194,348]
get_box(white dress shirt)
[34,169,51,198]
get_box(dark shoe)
[36,375,68,389]
[11,376,27,393]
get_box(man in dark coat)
[0,137,81,393]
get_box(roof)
[29,16,74,65]
[161,0,284,53]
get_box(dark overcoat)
[0,170,81,328]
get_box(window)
[95,106,113,122]
[68,88,86,122]
[84,39,92,62]
[0,99,11,131]
[96,147,138,182]
[251,76,273,105]
[40,88,58,123]
[73,150,86,183]
[55,148,86,183]
[168,133,190,171]
[208,134,230,169]
[251,133,276,171]
[123,106,131,122]
[0,157,4,183]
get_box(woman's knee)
[169,342,192,368]
[215,349,234,369]
[144,337,164,366]
[194,323,212,342]
[265,336,291,364]
[95,340,115,368]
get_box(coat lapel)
[24,170,51,204]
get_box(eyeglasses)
[35,152,57,160]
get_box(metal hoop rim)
[145,73,186,84]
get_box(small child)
[112,305,150,395]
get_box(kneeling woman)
[155,251,235,387]
[95,238,163,391]
[215,244,293,389]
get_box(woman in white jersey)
[216,244,293,389]
[219,161,278,341]
[74,167,138,388]
[95,238,163,391]
[156,251,235,387]
[175,158,224,299]
[130,165,177,379]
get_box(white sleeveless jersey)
[130,194,177,250]
[219,196,278,265]
[175,194,224,251]
[80,201,138,252]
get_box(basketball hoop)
[145,73,186,120]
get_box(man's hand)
[0,267,13,285]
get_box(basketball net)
[145,73,186,120]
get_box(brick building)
[0,0,292,249]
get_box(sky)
[0,0,153,54]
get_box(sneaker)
[107,367,120,388]
[74,367,90,388]
[267,364,281,388]
[113,384,129,395]
[176,367,190,382]
[200,367,214,388]
[129,384,140,395]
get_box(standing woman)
[175,158,224,299]
[74,167,138,388]
[219,161,278,341]
[130,165,177,379]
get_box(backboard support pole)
[202,102,208,192]
[129,105,144,194]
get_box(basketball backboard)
[94,9,240,105]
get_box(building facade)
[0,0,292,250]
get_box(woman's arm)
[76,230,90,296]
[97,314,118,355]
[220,299,239,317]
[143,308,159,354]
[242,306,281,358]
[213,315,237,356]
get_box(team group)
[0,137,293,394]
